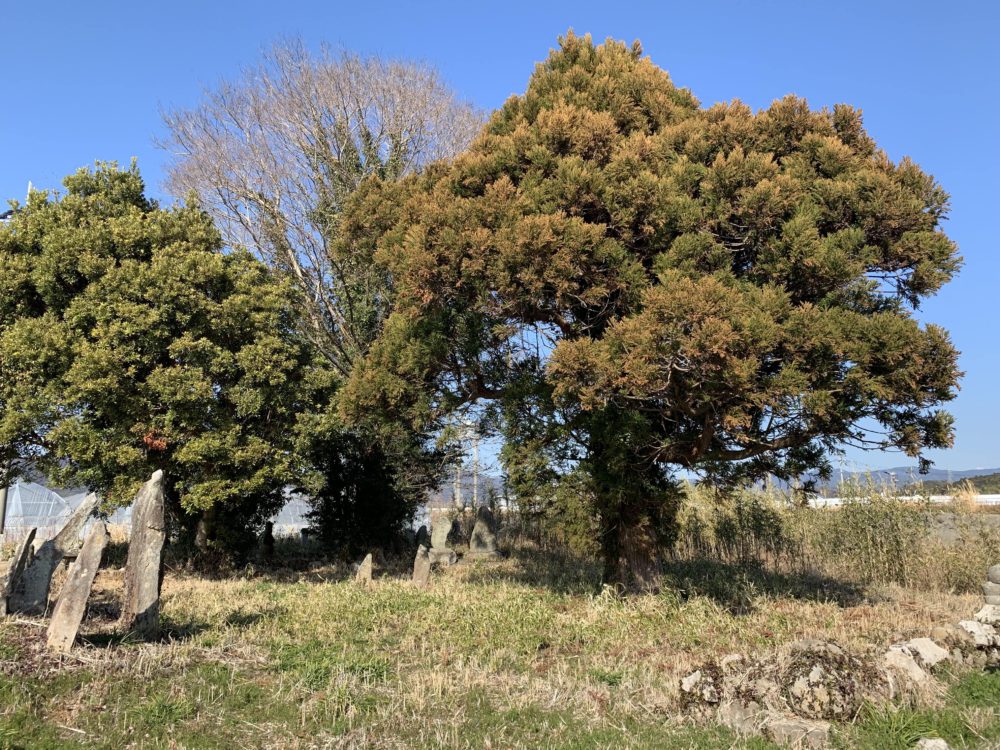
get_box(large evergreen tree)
[339,33,962,588]
[0,163,314,554]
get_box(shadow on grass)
[463,544,866,611]
[81,615,211,648]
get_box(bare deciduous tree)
[160,41,483,374]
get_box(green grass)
[0,542,996,748]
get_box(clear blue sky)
[4,0,998,472]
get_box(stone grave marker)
[468,506,499,559]
[0,529,36,616]
[356,553,373,583]
[11,492,101,614]
[120,470,166,638]
[46,522,108,654]
[412,545,431,588]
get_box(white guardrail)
[810,494,1000,508]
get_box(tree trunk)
[601,506,662,593]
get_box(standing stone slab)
[468,506,499,559]
[11,492,101,614]
[429,514,457,566]
[120,470,166,638]
[355,553,373,583]
[46,522,108,653]
[412,545,431,588]
[0,528,36,616]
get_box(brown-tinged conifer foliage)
[339,33,961,588]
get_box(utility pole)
[472,429,479,509]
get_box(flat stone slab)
[0,529,36,616]
[764,715,830,748]
[11,492,100,614]
[120,471,166,638]
[46,522,108,653]
[903,637,951,668]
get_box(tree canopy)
[0,163,315,550]
[338,32,962,587]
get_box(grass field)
[1,540,998,749]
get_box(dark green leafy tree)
[0,163,314,556]
[339,33,962,589]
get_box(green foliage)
[0,163,314,551]
[338,32,962,584]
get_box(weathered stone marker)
[355,553,373,583]
[46,521,108,653]
[412,545,431,588]
[429,514,457,566]
[11,492,101,614]
[120,470,166,638]
[468,506,499,559]
[0,528,36,616]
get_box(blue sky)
[4,0,998,472]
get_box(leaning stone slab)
[46,522,108,654]
[119,471,166,638]
[468,506,499,559]
[0,529,36,616]
[11,492,101,614]
[412,545,431,588]
[355,553,373,583]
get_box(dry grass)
[0,540,992,749]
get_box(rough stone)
[904,637,951,668]
[46,522,108,654]
[986,596,1000,606]
[10,492,101,614]
[0,529,36,616]
[987,564,1000,585]
[958,619,996,648]
[974,604,1000,627]
[983,581,1000,598]
[467,506,499,558]
[717,700,762,735]
[355,553,373,583]
[680,669,720,704]
[430,515,454,550]
[412,545,431,588]
[915,738,951,750]
[120,471,166,638]
[883,648,929,684]
[764,715,830,748]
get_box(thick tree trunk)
[601,507,662,593]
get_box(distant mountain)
[809,466,1000,495]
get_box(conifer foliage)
[341,33,962,588]
[0,164,314,553]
